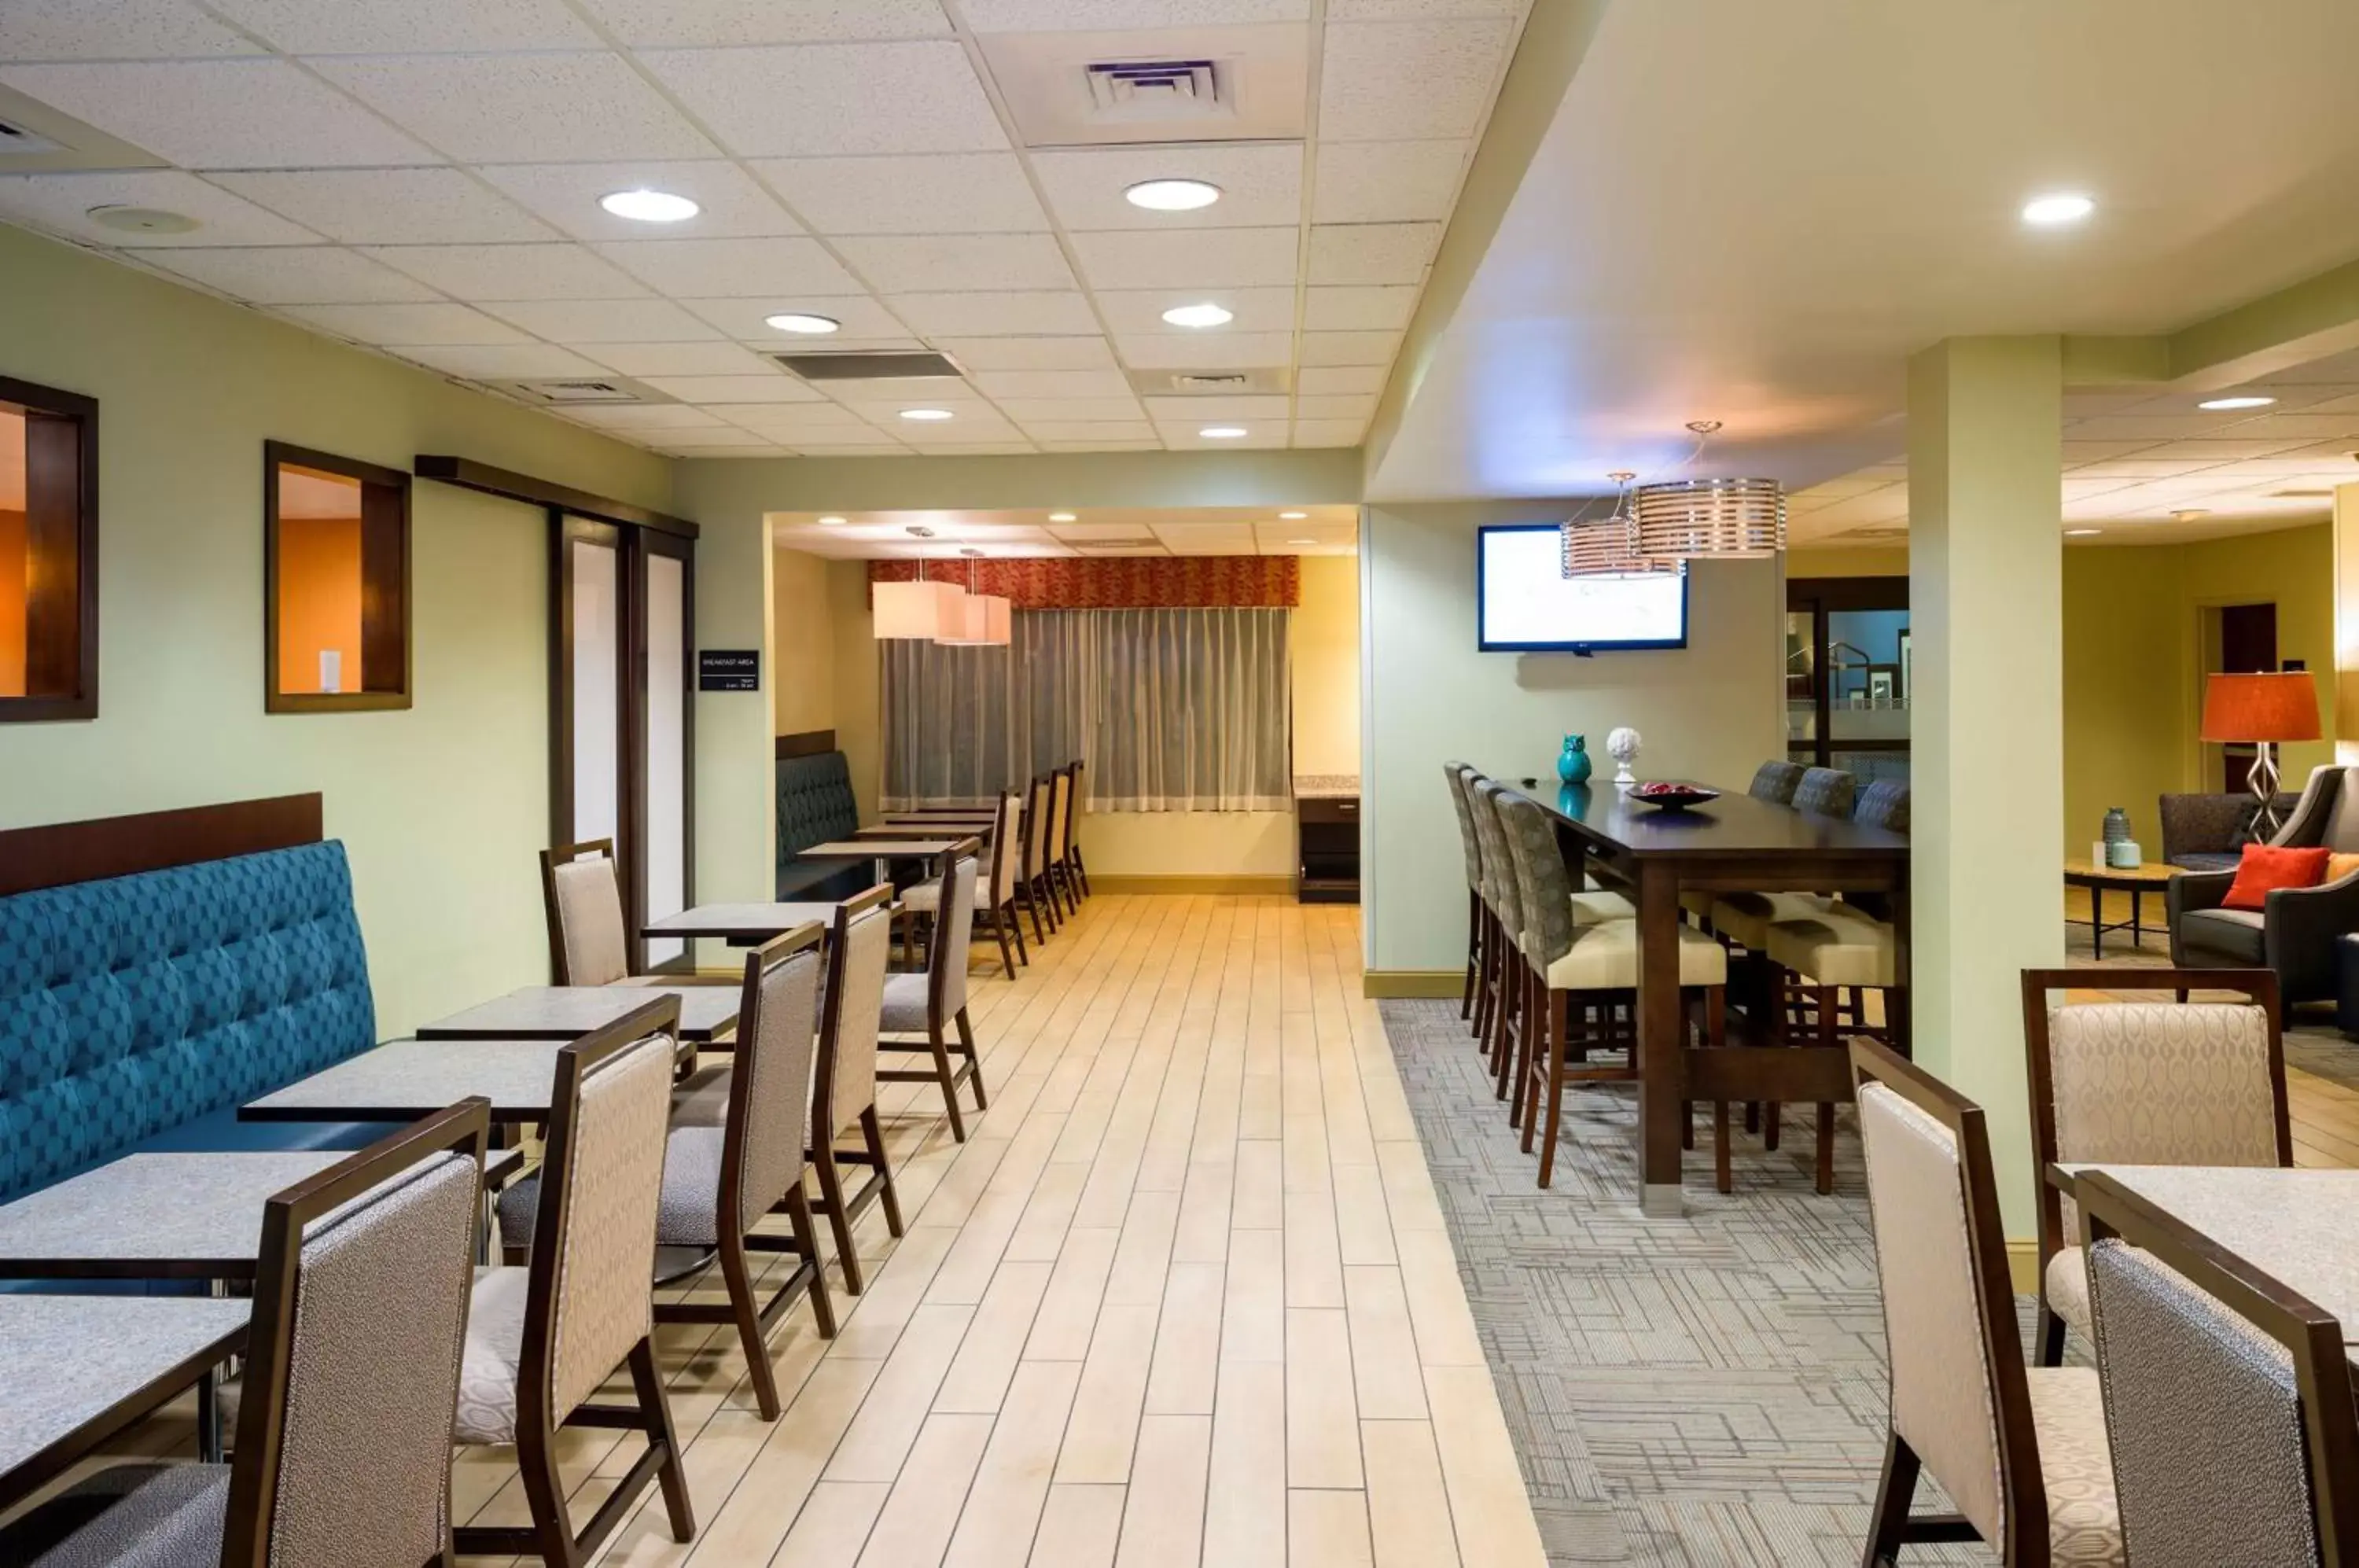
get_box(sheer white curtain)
[880,608,1290,812]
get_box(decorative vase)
[1557,734,1593,786]
[2103,808,2130,847]
[1606,727,1642,787]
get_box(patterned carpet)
[1378,999,1993,1566]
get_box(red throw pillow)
[2222,845,2332,911]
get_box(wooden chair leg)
[923,1019,968,1143]
[782,1184,836,1338]
[1862,1430,1922,1567]
[811,1145,863,1294]
[514,1409,582,1567]
[1816,1101,1836,1195]
[2036,1303,2068,1368]
[628,1337,696,1542]
[1714,1099,1733,1194]
[718,1233,779,1419]
[1536,988,1570,1188]
[861,1106,905,1237]
[955,1007,988,1110]
[991,907,1018,979]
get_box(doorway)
[1786,576,1909,785]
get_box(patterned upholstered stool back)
[933,852,981,1018]
[1747,760,1806,804]
[728,937,823,1235]
[542,845,629,986]
[2085,1236,2323,1568]
[1499,793,1577,973]
[1467,778,1515,929]
[1792,767,1857,818]
[1853,779,1910,832]
[819,896,894,1141]
[1444,763,1485,898]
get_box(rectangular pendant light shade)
[940,592,1012,646]
[872,580,966,639]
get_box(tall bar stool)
[1467,777,1529,1092]
[1444,762,1490,1032]
[1498,790,1728,1187]
[1682,760,1806,926]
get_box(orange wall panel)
[0,507,24,698]
[275,513,362,695]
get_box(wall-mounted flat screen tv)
[1477,524,1690,653]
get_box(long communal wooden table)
[1520,778,1910,1216]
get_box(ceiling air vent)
[0,117,62,156]
[500,377,661,406]
[1073,537,1163,554]
[1126,366,1290,397]
[775,351,963,381]
[1084,57,1224,123]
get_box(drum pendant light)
[1627,422,1787,561]
[1561,473,1679,577]
[937,555,1012,646]
[872,557,968,641]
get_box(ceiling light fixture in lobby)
[2198,395,2276,410]
[1162,303,1234,328]
[1126,179,1223,212]
[599,189,699,223]
[2021,192,2095,226]
[766,312,840,334]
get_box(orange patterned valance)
[868,555,1298,609]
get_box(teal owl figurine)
[1558,734,1593,786]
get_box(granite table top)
[417,984,741,1042]
[0,1297,248,1506]
[0,1152,346,1279]
[643,901,845,943]
[241,1039,567,1125]
[1294,775,1360,800]
[799,839,959,858]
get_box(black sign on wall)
[697,649,759,692]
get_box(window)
[0,374,98,723]
[264,442,410,712]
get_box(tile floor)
[450,893,1548,1566]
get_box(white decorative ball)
[1606,727,1641,764]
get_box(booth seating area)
[773,748,868,902]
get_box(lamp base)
[2248,740,2283,838]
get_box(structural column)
[1907,336,2065,1235]
[2335,482,2359,763]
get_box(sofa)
[0,810,398,1210]
[775,749,870,900]
[2168,765,2359,1003]
[2158,789,2302,871]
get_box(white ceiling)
[771,502,1357,558]
[1369,0,2359,506]
[0,0,1532,460]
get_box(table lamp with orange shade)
[2199,670,2320,835]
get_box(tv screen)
[1477,525,1689,653]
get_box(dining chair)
[1467,778,1528,1088]
[0,1102,490,1568]
[456,1001,694,1566]
[878,845,989,1142]
[1499,790,1724,1188]
[1849,1038,2122,1568]
[808,885,906,1295]
[1047,763,1079,917]
[2076,1169,2359,1567]
[2020,966,2288,1367]
[1066,758,1092,898]
[1444,762,1490,1029]
[1021,772,1062,940]
[540,838,723,988]
[1682,760,1806,924]
[903,792,1025,978]
[1790,765,1858,818]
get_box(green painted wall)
[0,224,672,1034]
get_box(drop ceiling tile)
[0,60,434,169]
[1069,226,1298,289]
[1311,139,1468,223]
[811,377,975,403]
[1328,0,1520,13]
[139,246,438,304]
[641,374,825,403]
[565,402,727,429]
[1303,285,1416,331]
[645,425,774,446]
[1144,394,1289,421]
[933,337,1117,371]
[2060,414,2250,440]
[1306,222,1441,285]
[315,53,716,164]
[2221,413,2359,439]
[679,294,910,339]
[889,291,1099,336]
[756,153,1047,235]
[276,301,532,346]
[959,0,1307,26]
[1040,439,1162,452]
[596,236,865,296]
[0,171,321,248]
[1159,527,1259,555]
[921,442,1040,455]
[1030,142,1303,231]
[1319,19,1514,142]
[1297,329,1400,366]
[362,243,649,301]
[0,0,260,61]
[834,233,1076,294]
[998,397,1149,421]
[1294,393,1378,420]
[579,341,775,377]
[1020,421,1158,441]
[965,369,1136,399]
[1095,286,1296,336]
[2150,438,2320,460]
[1297,364,1386,396]
[707,401,872,431]
[394,343,611,379]
[784,429,909,447]
[478,297,723,341]
[213,169,557,245]
[889,414,1025,443]
[575,0,951,45]
[1117,331,1292,370]
[204,0,598,51]
[477,161,802,241]
[1158,421,1286,448]
[642,42,1007,156]
[2061,440,2165,463]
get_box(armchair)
[2158,789,2298,871]
[2168,764,2359,1003]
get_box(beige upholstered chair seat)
[1541,920,1727,990]
[2045,1244,2092,1333]
[1570,890,1636,924]
[1767,911,1895,988]
[1709,892,1837,950]
[2027,1368,2125,1566]
[455,1264,530,1445]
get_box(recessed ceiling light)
[1287,537,1317,545]
[765,311,839,334]
[1049,511,1077,522]
[817,516,847,526]
[2021,192,2096,226]
[900,407,955,421]
[1200,425,1249,440]
[1126,178,1223,212]
[2199,395,2276,410]
[86,204,199,234]
[599,188,699,223]
[1279,510,1308,520]
[2065,528,2103,537]
[1162,302,1234,329]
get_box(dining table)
[643,900,845,946]
[0,1151,351,1284]
[417,984,742,1043]
[858,822,992,842]
[1521,776,1910,1216]
[239,1040,575,1127]
[0,1297,249,1507]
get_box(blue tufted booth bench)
[775,749,870,901]
[0,800,399,1216]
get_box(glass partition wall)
[1787,576,1908,786]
